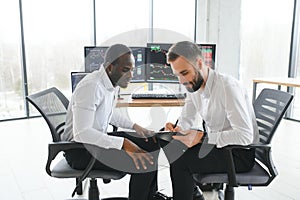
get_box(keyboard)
[132,93,186,99]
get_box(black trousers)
[65,131,160,200]
[159,139,255,200]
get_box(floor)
[0,117,300,200]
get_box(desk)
[252,77,300,102]
[116,95,185,107]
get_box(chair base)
[77,179,128,200]
[224,185,234,200]
[89,179,99,200]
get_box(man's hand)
[133,123,155,142]
[173,130,204,148]
[122,138,154,170]
[164,122,182,132]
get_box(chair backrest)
[26,87,69,142]
[254,88,293,144]
[253,88,293,165]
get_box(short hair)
[103,44,132,68]
[167,41,202,64]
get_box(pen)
[173,119,179,128]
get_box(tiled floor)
[0,117,300,200]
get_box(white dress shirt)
[61,67,134,150]
[179,69,259,148]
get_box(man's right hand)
[122,138,154,170]
[164,122,182,132]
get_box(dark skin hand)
[133,123,157,143]
[122,138,154,170]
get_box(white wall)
[197,0,241,79]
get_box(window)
[153,0,195,42]
[292,3,300,119]
[0,0,24,120]
[22,0,92,115]
[3,0,297,121]
[96,0,149,46]
[240,0,294,97]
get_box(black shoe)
[152,187,204,200]
[193,186,205,200]
[152,191,173,200]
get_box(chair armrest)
[46,141,98,176]
[221,144,271,187]
[46,141,102,197]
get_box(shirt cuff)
[115,117,135,130]
[108,135,124,150]
[207,131,218,145]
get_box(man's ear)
[196,58,203,70]
[106,63,113,74]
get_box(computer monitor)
[84,46,146,82]
[84,46,108,72]
[130,47,146,83]
[71,72,89,92]
[199,44,216,69]
[147,43,172,52]
[146,43,178,83]
[147,43,216,68]
[145,43,216,83]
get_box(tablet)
[155,131,183,142]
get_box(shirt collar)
[99,65,116,92]
[200,68,215,98]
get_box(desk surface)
[253,77,300,87]
[116,95,185,107]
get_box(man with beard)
[162,41,259,200]
[62,44,160,200]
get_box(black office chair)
[193,88,293,200]
[26,87,127,200]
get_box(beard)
[110,71,131,88]
[184,71,204,93]
[117,77,131,88]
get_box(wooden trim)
[116,95,185,107]
[253,77,300,88]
